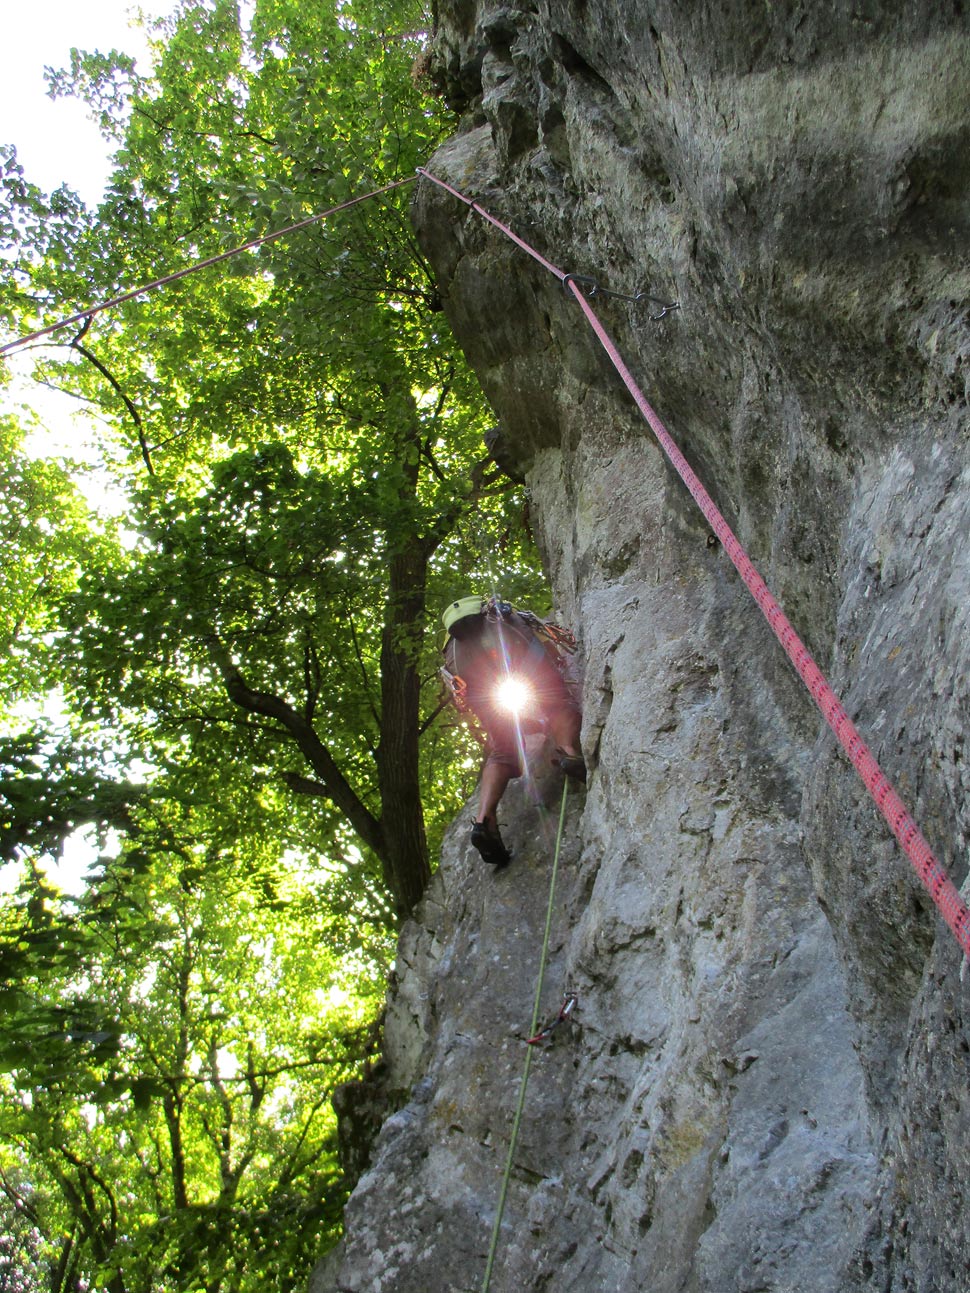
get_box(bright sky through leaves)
[0,1,171,502]
[0,0,163,205]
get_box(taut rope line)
[5,156,966,957]
[0,176,417,357]
[481,777,571,1292]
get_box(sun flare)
[495,676,531,716]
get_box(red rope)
[418,167,970,960]
[415,169,565,281]
[0,176,417,358]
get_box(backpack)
[439,596,576,729]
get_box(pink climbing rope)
[418,167,970,960]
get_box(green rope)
[481,777,571,1293]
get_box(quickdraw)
[514,608,578,656]
[536,620,578,654]
[526,993,578,1045]
[439,665,488,746]
[561,272,680,321]
[440,664,469,709]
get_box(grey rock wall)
[315,3,970,1290]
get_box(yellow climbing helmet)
[442,595,485,635]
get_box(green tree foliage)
[0,419,115,711]
[19,0,540,916]
[0,767,372,1291]
[0,145,92,341]
[0,0,549,1287]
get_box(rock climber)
[440,594,586,867]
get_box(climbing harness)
[0,176,418,357]
[527,992,578,1046]
[417,166,970,964]
[481,776,571,1293]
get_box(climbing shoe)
[555,750,587,783]
[470,820,511,867]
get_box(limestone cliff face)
[315,4,970,1290]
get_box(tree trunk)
[377,541,432,917]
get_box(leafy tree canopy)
[0,760,374,1291]
[0,417,117,711]
[0,0,550,1287]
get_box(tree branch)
[70,326,155,476]
[0,1164,41,1224]
[204,633,385,861]
[56,1146,119,1249]
[418,695,450,738]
